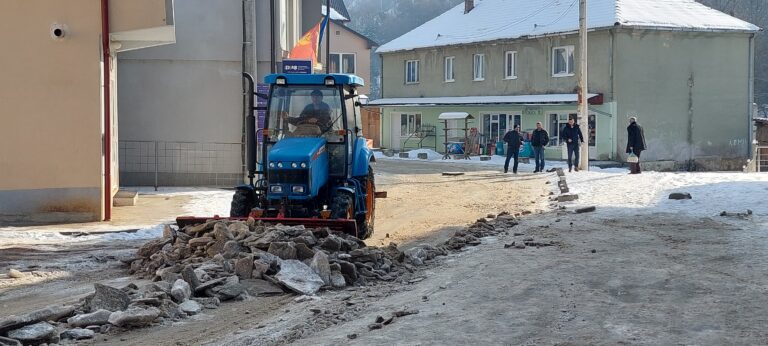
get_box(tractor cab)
[263,74,365,181]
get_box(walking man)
[531,122,549,173]
[560,117,584,172]
[626,116,647,174]
[503,125,524,174]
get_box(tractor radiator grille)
[268,169,308,184]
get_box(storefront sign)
[522,106,543,117]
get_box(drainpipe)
[747,33,755,158]
[270,0,276,73]
[101,0,112,221]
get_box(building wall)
[613,30,753,164]
[319,21,373,95]
[119,0,306,187]
[0,1,105,223]
[109,0,172,32]
[380,31,613,100]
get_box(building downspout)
[747,33,755,158]
[101,0,112,221]
[270,0,276,73]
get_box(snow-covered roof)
[439,112,473,120]
[377,0,759,53]
[322,5,349,21]
[368,94,598,106]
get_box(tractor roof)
[264,74,364,87]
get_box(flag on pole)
[288,14,329,70]
[288,21,322,69]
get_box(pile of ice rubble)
[0,215,518,345]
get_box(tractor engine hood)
[268,137,326,163]
[267,137,329,199]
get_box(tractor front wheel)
[230,189,254,217]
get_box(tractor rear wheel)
[356,167,375,239]
[230,189,253,217]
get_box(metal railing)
[759,146,768,172]
[119,140,244,189]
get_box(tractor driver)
[289,89,332,131]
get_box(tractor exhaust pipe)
[243,73,257,186]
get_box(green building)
[371,0,759,169]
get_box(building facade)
[373,0,758,169]
[118,0,316,187]
[0,0,175,224]
[319,19,378,96]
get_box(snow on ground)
[0,188,232,245]
[123,187,233,217]
[376,149,768,222]
[565,171,768,219]
[376,148,587,171]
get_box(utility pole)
[578,0,589,171]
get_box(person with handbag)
[626,116,647,174]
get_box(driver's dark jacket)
[290,101,332,130]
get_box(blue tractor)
[179,73,380,239]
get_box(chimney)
[464,0,474,13]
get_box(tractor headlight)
[269,162,275,168]
[276,76,287,85]
[277,162,283,168]
[300,162,307,168]
[292,185,305,194]
[324,77,335,86]
[291,162,298,168]
[270,185,283,193]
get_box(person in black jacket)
[503,125,524,174]
[626,116,647,174]
[560,117,584,172]
[531,122,549,173]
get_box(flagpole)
[325,0,331,73]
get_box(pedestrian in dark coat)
[531,122,549,173]
[503,124,524,174]
[626,116,647,174]
[560,117,584,172]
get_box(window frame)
[405,60,420,84]
[444,56,455,83]
[399,113,422,136]
[552,45,575,77]
[329,52,356,74]
[504,51,518,80]
[473,53,485,81]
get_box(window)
[473,54,485,81]
[405,60,419,84]
[444,56,455,82]
[329,53,355,74]
[483,113,517,142]
[400,113,421,136]
[505,51,517,79]
[549,113,578,145]
[552,45,574,77]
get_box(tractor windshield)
[266,85,344,142]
